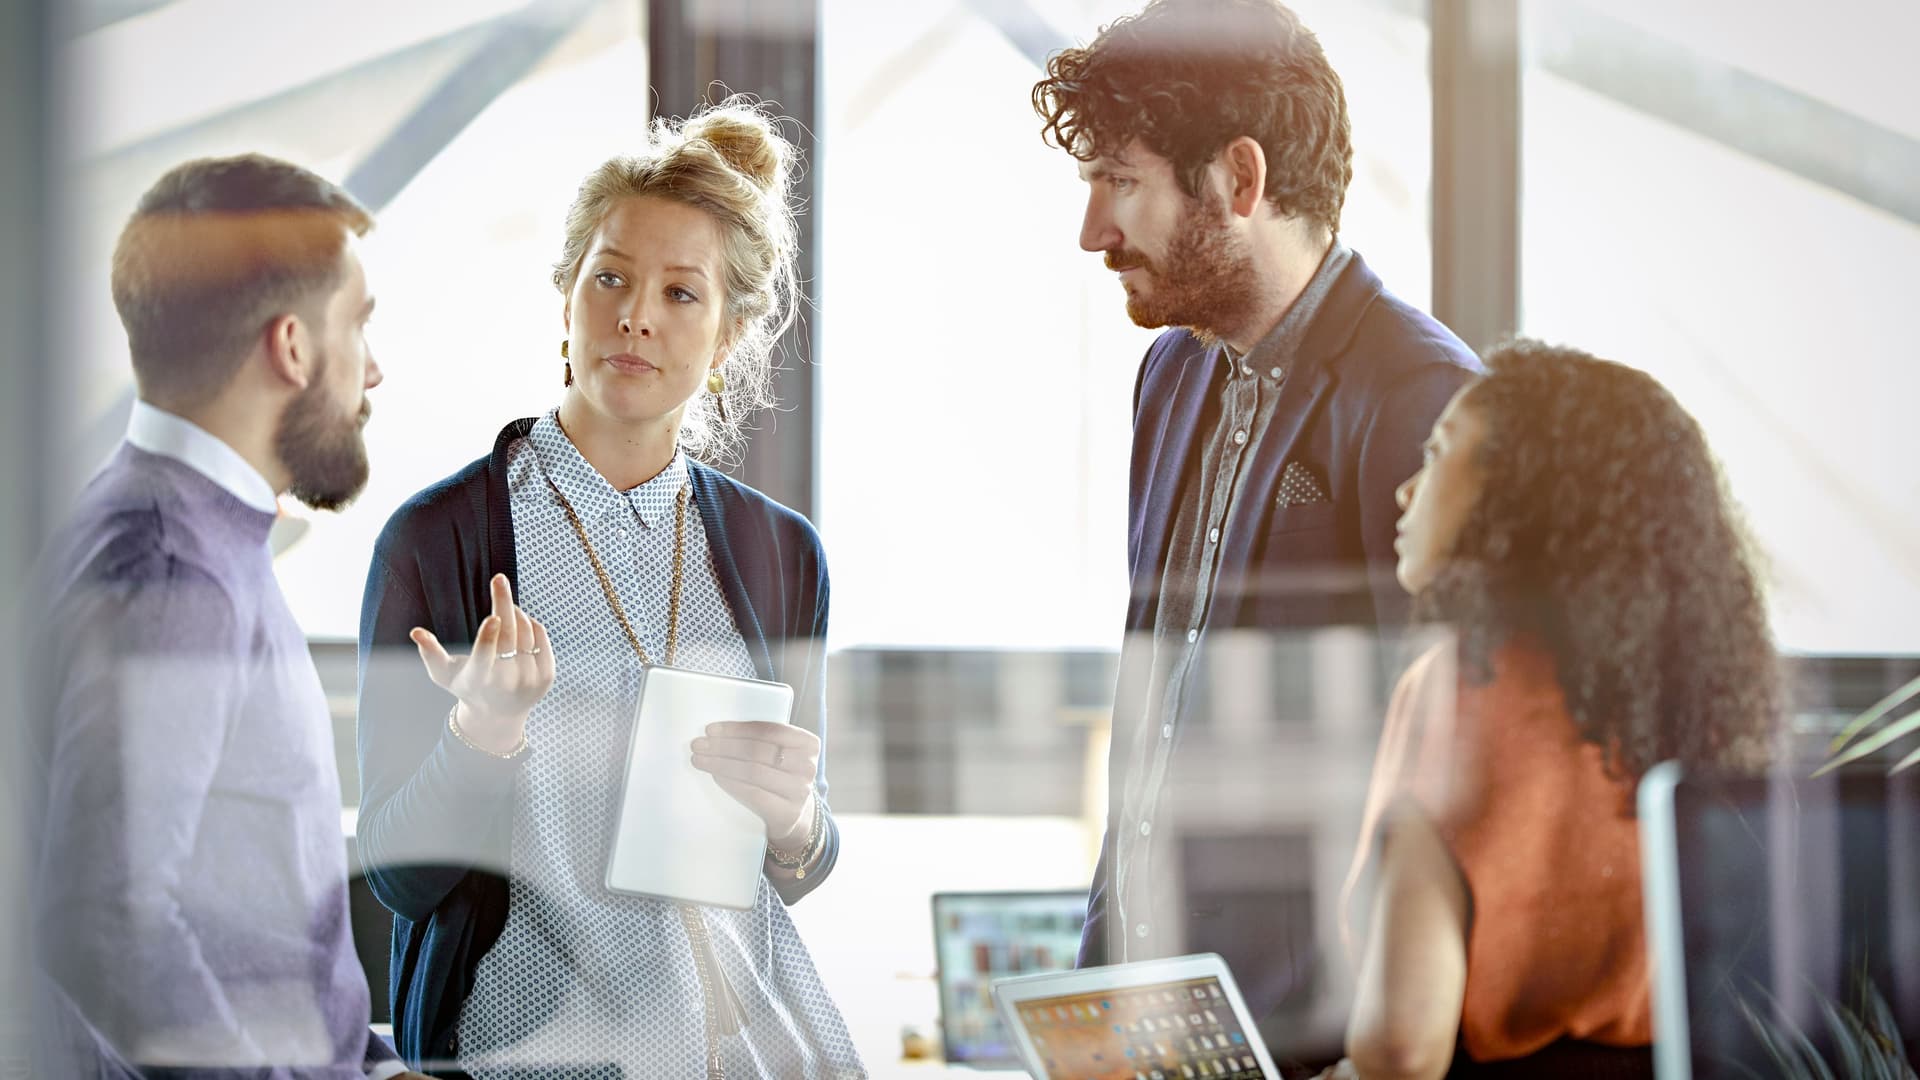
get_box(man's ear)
[262,313,314,391]
[1221,136,1269,219]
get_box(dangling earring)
[561,339,572,387]
[707,368,728,423]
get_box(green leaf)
[1740,981,1838,1080]
[1814,708,1920,777]
[1891,742,1920,775]
[1828,674,1920,753]
[1740,996,1816,1079]
[1857,979,1917,1075]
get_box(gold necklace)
[546,466,737,1078]
[543,471,689,667]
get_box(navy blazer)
[1082,252,1480,1026]
[354,418,838,1073]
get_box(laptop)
[1640,762,1919,1079]
[992,953,1281,1079]
[933,890,1089,1069]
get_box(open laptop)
[992,954,1281,1080]
[1640,762,1919,1079]
[933,890,1089,1069]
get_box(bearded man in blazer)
[1033,0,1480,1049]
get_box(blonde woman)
[356,101,863,1079]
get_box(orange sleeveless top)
[1344,642,1653,1062]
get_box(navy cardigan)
[354,418,840,1072]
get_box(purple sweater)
[33,445,395,1077]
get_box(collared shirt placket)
[1115,353,1265,957]
[1111,242,1350,962]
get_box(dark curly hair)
[1420,340,1778,782]
[1031,0,1352,234]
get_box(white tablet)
[992,954,1282,1080]
[604,665,795,910]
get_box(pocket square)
[1276,460,1331,508]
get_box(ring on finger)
[497,649,518,660]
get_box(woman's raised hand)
[409,574,555,755]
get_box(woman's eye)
[595,270,624,287]
[668,286,698,303]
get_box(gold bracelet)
[767,796,825,879]
[446,703,529,761]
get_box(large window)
[816,0,1434,650]
[57,0,649,640]
[1520,0,1920,655]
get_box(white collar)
[125,400,280,515]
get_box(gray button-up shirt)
[1112,242,1353,955]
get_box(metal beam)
[1430,0,1521,352]
[649,0,820,518]
[69,0,536,160]
[965,0,1062,69]
[61,0,174,38]
[1535,2,1920,229]
[345,0,602,212]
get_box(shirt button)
[1139,821,1152,836]
[1232,429,1249,446]
[1162,724,1173,739]
[1136,923,1151,939]
[1185,628,1198,643]
[1207,527,1220,544]
[1269,366,1283,379]
[1240,363,1253,376]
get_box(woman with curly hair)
[1326,340,1777,1079]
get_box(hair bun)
[682,102,791,194]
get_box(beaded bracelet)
[446,703,530,761]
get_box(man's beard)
[1106,187,1257,345]
[275,354,371,512]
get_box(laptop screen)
[1007,975,1272,1080]
[933,891,1088,1065]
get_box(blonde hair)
[553,97,801,465]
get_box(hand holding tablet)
[690,720,820,851]
[604,667,797,909]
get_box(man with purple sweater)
[29,155,416,1078]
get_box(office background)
[4,0,1917,1072]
